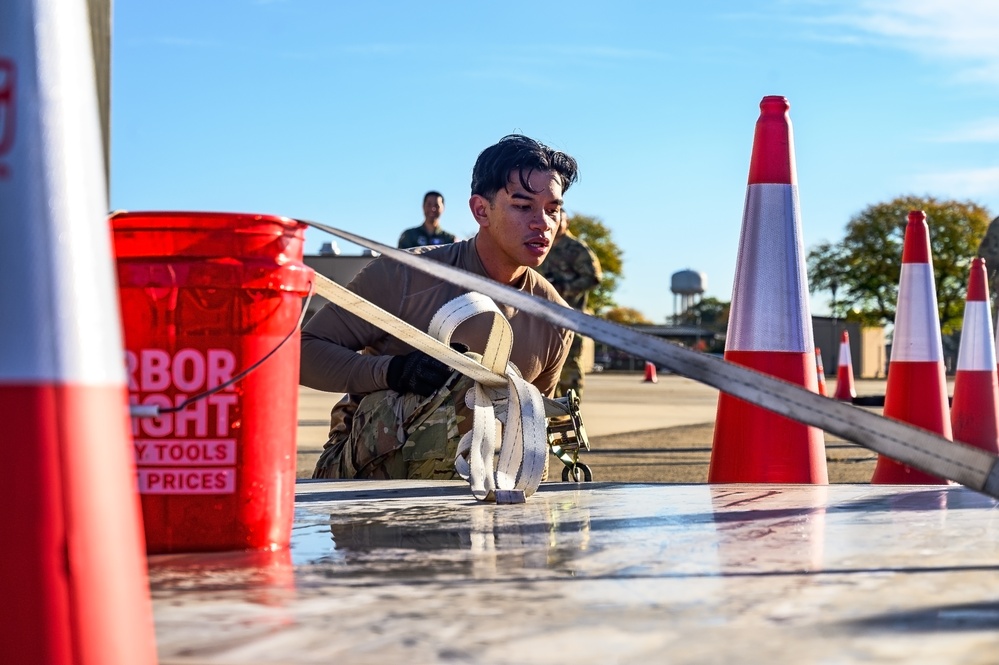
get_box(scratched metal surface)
[150,481,999,664]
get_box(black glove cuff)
[386,349,456,397]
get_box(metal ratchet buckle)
[545,389,593,482]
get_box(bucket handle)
[130,282,316,419]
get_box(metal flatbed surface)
[150,480,999,664]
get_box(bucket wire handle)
[130,282,316,418]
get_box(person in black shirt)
[398,191,457,248]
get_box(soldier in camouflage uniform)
[314,369,475,480]
[977,215,999,298]
[539,210,602,398]
[302,135,578,480]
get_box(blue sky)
[111,0,999,322]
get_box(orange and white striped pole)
[709,96,827,484]
[832,330,857,402]
[814,347,828,396]
[0,1,158,663]
[950,258,999,454]
[871,211,951,484]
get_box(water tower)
[671,269,706,317]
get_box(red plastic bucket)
[111,211,312,553]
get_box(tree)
[567,213,623,316]
[807,196,992,334]
[604,307,652,325]
[675,296,730,333]
[673,296,729,353]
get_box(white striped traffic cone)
[643,360,658,383]
[832,330,857,401]
[871,210,951,484]
[709,96,828,484]
[814,347,827,396]
[951,258,999,454]
[0,1,158,663]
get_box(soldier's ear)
[469,195,490,228]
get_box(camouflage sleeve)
[559,243,602,300]
[533,327,575,398]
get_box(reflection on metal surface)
[710,485,829,572]
[149,548,295,597]
[293,490,595,580]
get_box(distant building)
[593,324,720,372]
[301,253,374,322]
[595,318,887,378]
[809,317,887,379]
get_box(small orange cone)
[709,96,827,484]
[950,258,999,454]
[832,331,857,401]
[643,361,658,383]
[814,347,827,396]
[0,1,158,663]
[871,211,951,484]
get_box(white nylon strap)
[300,219,999,500]
[429,293,511,374]
[430,293,548,502]
[312,274,547,501]
[312,274,506,388]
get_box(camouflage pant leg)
[312,373,475,480]
[556,334,584,399]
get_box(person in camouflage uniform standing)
[977,215,999,299]
[539,210,602,398]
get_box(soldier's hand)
[386,344,468,397]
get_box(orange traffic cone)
[950,258,999,454]
[643,360,658,383]
[0,1,158,663]
[832,331,857,401]
[871,210,951,484]
[814,347,827,396]
[709,96,827,483]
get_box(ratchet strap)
[300,218,999,500]
[311,274,548,502]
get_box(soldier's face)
[470,168,563,273]
[423,195,444,222]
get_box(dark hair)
[470,134,578,200]
[423,191,444,204]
